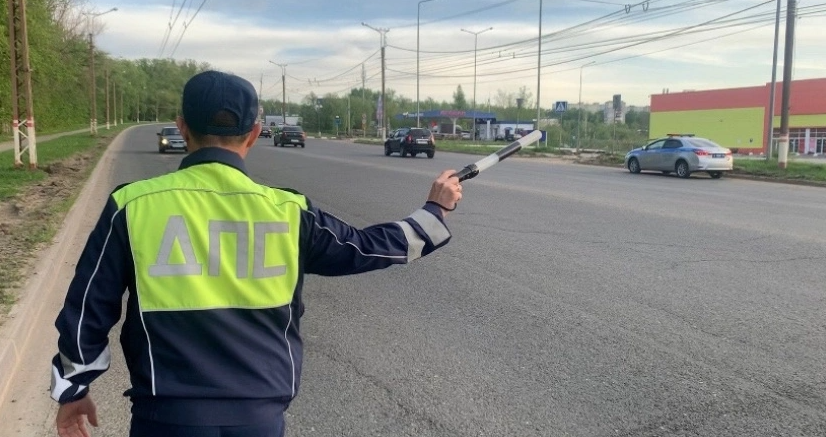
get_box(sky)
[90,0,825,108]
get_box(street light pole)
[363,22,389,141]
[765,0,782,161]
[461,27,493,143]
[82,7,117,135]
[537,0,543,131]
[269,60,288,125]
[577,61,595,154]
[417,0,435,129]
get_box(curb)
[0,127,131,407]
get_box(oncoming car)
[624,134,733,179]
[157,126,187,153]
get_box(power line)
[168,0,208,58]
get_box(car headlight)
[161,138,169,145]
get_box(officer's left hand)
[56,394,98,437]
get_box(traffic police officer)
[50,70,463,437]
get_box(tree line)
[0,0,211,134]
[1,0,650,150]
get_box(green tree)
[452,85,467,110]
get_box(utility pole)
[363,23,389,141]
[777,0,796,169]
[105,68,110,129]
[88,32,97,135]
[536,0,543,131]
[361,63,366,101]
[765,0,781,160]
[7,0,38,169]
[112,78,117,127]
[417,0,436,128]
[120,85,124,124]
[269,62,288,125]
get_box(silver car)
[624,134,733,179]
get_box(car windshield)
[409,129,430,136]
[283,126,302,132]
[686,138,723,149]
[161,128,180,135]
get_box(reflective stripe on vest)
[111,163,307,311]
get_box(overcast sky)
[91,0,824,107]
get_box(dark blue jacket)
[50,147,452,425]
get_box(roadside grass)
[0,125,130,315]
[732,159,826,182]
[353,138,826,182]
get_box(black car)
[384,128,435,158]
[157,126,187,153]
[259,125,272,138]
[276,126,306,148]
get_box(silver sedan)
[624,135,733,179]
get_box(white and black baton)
[452,130,543,181]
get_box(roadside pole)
[7,0,38,169]
[777,0,796,169]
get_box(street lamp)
[269,60,289,125]
[362,22,389,141]
[417,0,436,128]
[82,7,117,135]
[577,61,595,154]
[461,27,492,142]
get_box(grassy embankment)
[0,125,131,310]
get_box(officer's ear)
[242,122,262,152]
[176,117,192,144]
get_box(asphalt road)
[31,125,826,435]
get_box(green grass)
[733,159,826,182]
[0,125,132,200]
[0,125,129,311]
[354,138,826,183]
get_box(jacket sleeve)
[303,202,451,276]
[50,194,132,404]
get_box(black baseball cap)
[182,70,259,136]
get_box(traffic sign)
[553,101,568,113]
[334,116,341,126]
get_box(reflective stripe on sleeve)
[408,209,450,247]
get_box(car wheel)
[158,147,165,154]
[300,144,305,148]
[627,158,641,174]
[709,171,723,179]
[384,144,391,156]
[411,152,418,158]
[427,151,434,159]
[676,160,691,178]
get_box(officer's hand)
[427,170,462,218]
[56,394,98,437]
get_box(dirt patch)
[0,139,108,324]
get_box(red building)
[650,78,826,154]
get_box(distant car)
[460,130,471,140]
[276,125,306,148]
[157,127,187,153]
[384,127,435,158]
[624,134,733,179]
[259,125,272,138]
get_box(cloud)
[93,0,824,107]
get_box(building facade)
[650,78,826,154]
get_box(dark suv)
[276,126,306,148]
[384,128,435,158]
